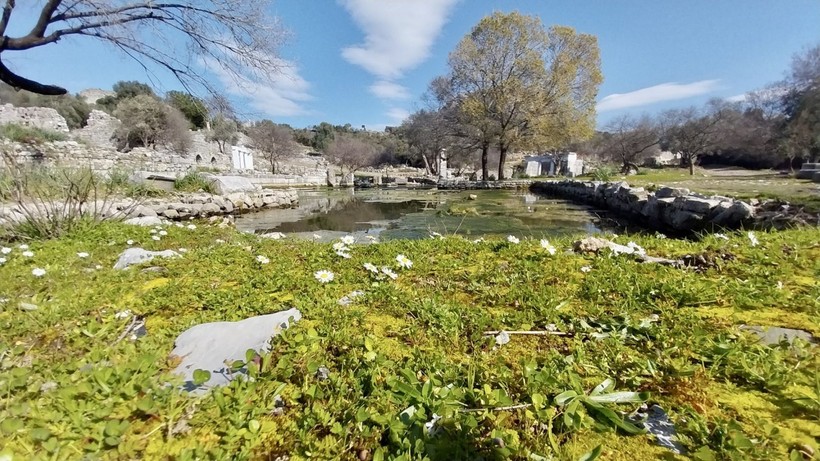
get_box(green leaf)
[30,427,52,441]
[586,405,645,435]
[590,379,613,396]
[579,444,602,461]
[192,369,211,386]
[554,390,578,406]
[693,446,716,461]
[1,418,23,435]
[373,447,385,461]
[531,393,546,410]
[356,407,371,423]
[586,391,650,404]
[248,420,260,434]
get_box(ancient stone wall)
[73,110,118,148]
[530,180,755,232]
[0,104,69,132]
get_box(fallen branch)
[634,254,684,267]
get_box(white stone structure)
[231,145,254,170]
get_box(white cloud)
[597,80,721,112]
[205,57,312,117]
[371,80,411,100]
[386,107,410,123]
[725,93,747,103]
[340,0,458,101]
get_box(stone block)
[678,197,722,214]
[655,186,690,198]
[205,175,259,195]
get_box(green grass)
[611,167,820,212]
[0,123,67,144]
[174,172,215,194]
[0,224,818,460]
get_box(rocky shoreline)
[0,189,298,227]
[530,180,818,232]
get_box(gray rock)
[123,216,164,227]
[222,199,234,213]
[170,308,302,393]
[678,197,722,214]
[201,202,221,214]
[712,201,755,226]
[668,210,703,230]
[162,209,179,219]
[131,205,157,218]
[113,247,181,270]
[740,325,815,345]
[205,175,259,195]
[655,186,690,198]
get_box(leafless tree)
[661,103,726,175]
[247,120,298,174]
[325,134,379,183]
[601,114,660,174]
[0,1,286,96]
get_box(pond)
[235,188,609,241]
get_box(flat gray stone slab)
[113,248,181,270]
[205,175,259,195]
[122,216,164,227]
[741,325,815,345]
[629,405,685,455]
[170,308,302,393]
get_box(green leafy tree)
[166,91,209,130]
[112,95,191,152]
[447,12,603,179]
[207,116,239,154]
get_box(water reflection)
[235,188,607,241]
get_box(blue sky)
[5,1,820,130]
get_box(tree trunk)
[481,143,489,181]
[497,145,507,181]
[421,154,433,176]
[688,158,695,175]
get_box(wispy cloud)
[339,0,458,122]
[371,80,411,100]
[725,93,747,103]
[597,80,721,112]
[386,107,410,123]
[205,57,313,118]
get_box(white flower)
[266,232,285,240]
[126,240,135,245]
[424,413,441,435]
[114,309,131,320]
[178,248,188,253]
[159,230,168,236]
[1,247,11,254]
[175,223,184,228]
[314,270,334,283]
[332,242,349,252]
[363,263,379,273]
[95,265,103,270]
[31,267,46,277]
[151,236,161,241]
[312,234,322,240]
[77,252,90,258]
[187,224,197,230]
[495,331,511,346]
[341,235,355,245]
[256,255,270,264]
[655,233,667,239]
[580,266,592,273]
[150,229,158,234]
[18,244,29,250]
[714,233,729,241]
[540,239,556,255]
[396,254,413,269]
[22,250,34,258]
[215,239,226,244]
[506,235,520,244]
[545,324,558,332]
[472,237,484,244]
[0,257,5,264]
[776,281,783,290]
[381,266,398,280]
[747,231,759,247]
[338,290,364,306]
[429,231,443,240]
[335,251,352,259]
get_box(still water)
[235,188,606,241]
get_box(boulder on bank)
[169,308,302,393]
[113,248,180,270]
[204,175,259,195]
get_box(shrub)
[174,171,214,193]
[0,165,137,240]
[590,165,615,182]
[112,96,191,153]
[0,123,67,144]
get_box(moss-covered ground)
[0,222,817,460]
